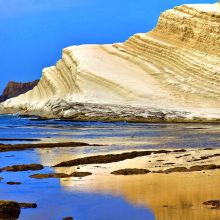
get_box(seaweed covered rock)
[0,200,20,219]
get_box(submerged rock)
[6,182,21,185]
[63,217,74,220]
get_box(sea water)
[1,115,220,220]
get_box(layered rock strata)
[1,2,220,121]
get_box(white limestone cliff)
[1,2,220,121]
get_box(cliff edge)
[1,2,220,122]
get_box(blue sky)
[0,0,216,93]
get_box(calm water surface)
[0,115,220,220]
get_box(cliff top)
[186,2,220,13]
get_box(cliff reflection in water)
[60,171,220,220]
[37,148,220,220]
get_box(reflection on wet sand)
[60,172,220,220]
[37,147,220,220]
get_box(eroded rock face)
[151,3,220,56]
[1,3,220,121]
[0,80,39,103]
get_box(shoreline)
[1,112,220,124]
[1,100,220,124]
[0,141,219,173]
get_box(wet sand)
[52,147,220,220]
[66,171,220,220]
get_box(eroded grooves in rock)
[1,2,220,121]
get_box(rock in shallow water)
[63,217,74,220]
[1,164,44,172]
[30,172,92,179]
[30,173,70,179]
[0,201,20,219]
[19,203,37,209]
[6,182,21,185]
[0,200,37,219]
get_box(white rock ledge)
[1,2,220,122]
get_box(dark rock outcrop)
[0,200,20,219]
[111,168,151,175]
[162,167,188,173]
[0,200,37,219]
[203,200,220,209]
[0,80,39,102]
[54,150,171,167]
[160,164,220,174]
[30,173,72,179]
[1,164,44,172]
[70,172,92,177]
[0,141,96,152]
[7,182,22,185]
[19,203,37,209]
[63,217,74,220]
[30,172,92,179]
